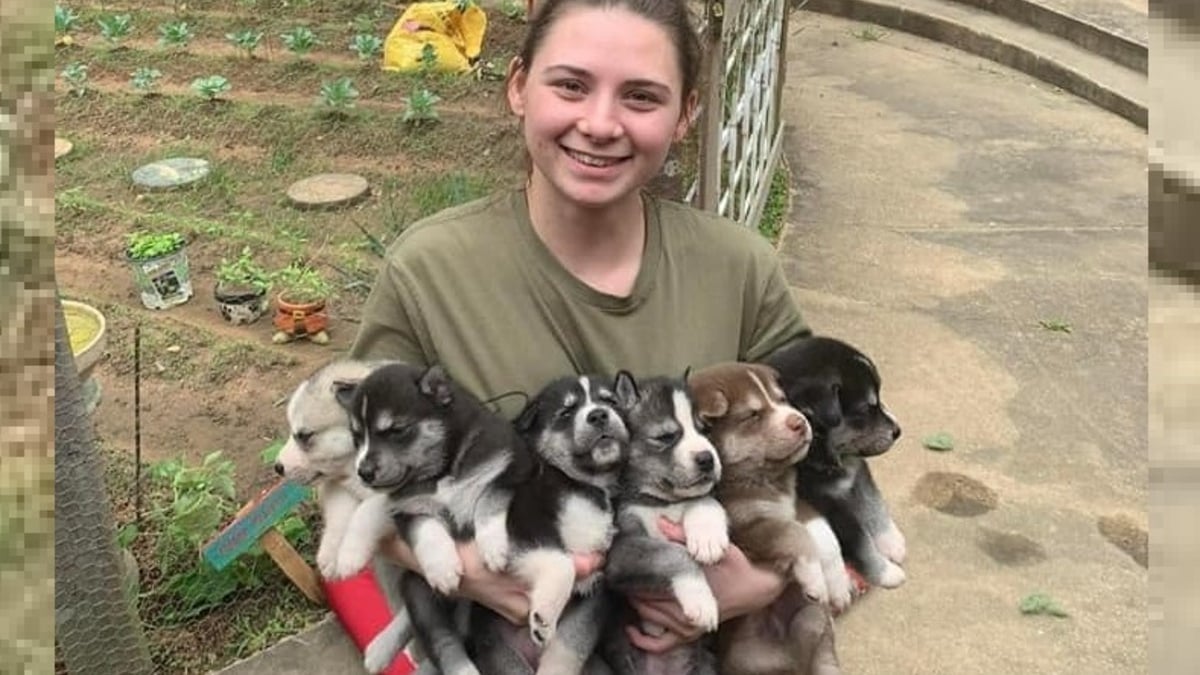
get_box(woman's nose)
[577,97,623,140]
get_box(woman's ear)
[506,57,527,116]
[674,89,699,142]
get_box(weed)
[758,161,790,243]
[55,3,82,39]
[97,13,134,48]
[852,26,885,41]
[226,29,264,58]
[402,87,441,125]
[418,43,439,77]
[280,26,320,56]
[1038,319,1072,334]
[1019,592,1069,618]
[499,0,526,21]
[922,432,954,452]
[192,75,232,101]
[349,34,384,62]
[158,20,194,50]
[131,67,163,94]
[61,62,89,97]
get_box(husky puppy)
[689,362,845,675]
[601,373,728,675]
[765,337,907,589]
[274,359,417,673]
[339,363,536,675]
[471,374,633,675]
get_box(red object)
[323,567,418,675]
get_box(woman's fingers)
[573,550,606,578]
[629,597,702,637]
[656,516,687,543]
[625,623,686,653]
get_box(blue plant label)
[202,479,311,571]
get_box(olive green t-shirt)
[350,188,810,417]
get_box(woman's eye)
[555,80,586,96]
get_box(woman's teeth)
[566,148,622,167]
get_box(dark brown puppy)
[688,362,842,675]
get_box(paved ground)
[781,10,1147,675]
[215,3,1150,673]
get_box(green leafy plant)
[127,231,185,261]
[418,42,439,76]
[454,0,476,11]
[351,11,380,35]
[55,4,82,41]
[273,263,333,304]
[158,20,194,49]
[226,29,264,58]
[97,13,133,48]
[499,0,526,21]
[191,75,232,101]
[61,62,89,97]
[318,77,359,113]
[216,247,272,293]
[280,26,320,56]
[402,88,441,125]
[131,67,163,94]
[349,34,383,61]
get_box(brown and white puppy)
[688,362,845,675]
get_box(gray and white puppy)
[338,363,536,675]
[601,373,729,675]
[765,336,907,589]
[471,374,633,675]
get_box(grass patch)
[758,159,791,244]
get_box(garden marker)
[202,478,324,603]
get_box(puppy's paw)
[683,500,730,565]
[875,560,907,589]
[415,540,463,594]
[363,640,398,674]
[688,527,730,566]
[329,540,375,580]
[672,576,720,632]
[824,564,854,613]
[875,523,907,565]
[529,609,555,647]
[316,540,340,579]
[794,560,829,606]
[474,517,511,573]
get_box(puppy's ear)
[613,370,639,409]
[418,365,454,407]
[332,379,358,412]
[513,398,540,434]
[681,365,693,383]
[695,388,729,421]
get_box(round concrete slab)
[286,173,370,210]
[55,137,73,160]
[131,157,211,190]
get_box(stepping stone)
[131,157,211,190]
[55,137,73,159]
[286,173,370,210]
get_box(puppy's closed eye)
[294,430,314,447]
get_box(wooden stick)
[260,527,326,605]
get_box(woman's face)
[508,6,694,211]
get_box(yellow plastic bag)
[382,1,488,74]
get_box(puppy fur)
[601,373,728,675]
[471,374,632,675]
[688,362,844,675]
[765,337,907,589]
[274,358,415,673]
[339,363,537,675]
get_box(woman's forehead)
[531,6,682,85]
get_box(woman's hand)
[382,535,604,625]
[625,517,787,653]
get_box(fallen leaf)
[1038,319,1072,334]
[922,432,954,451]
[166,344,182,353]
[1020,592,1069,618]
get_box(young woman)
[350,0,812,656]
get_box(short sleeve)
[741,250,812,362]
[348,258,431,367]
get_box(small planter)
[126,240,193,310]
[214,283,269,325]
[272,294,330,344]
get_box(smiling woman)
[350,0,814,666]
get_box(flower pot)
[127,245,193,310]
[214,283,269,326]
[272,294,330,344]
[63,299,107,414]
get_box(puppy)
[688,362,845,675]
[765,336,907,589]
[601,372,728,675]
[273,358,416,673]
[471,374,632,675]
[339,363,537,675]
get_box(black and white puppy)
[601,373,728,675]
[765,336,907,589]
[339,363,536,675]
[471,374,633,675]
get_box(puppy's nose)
[358,463,377,484]
[892,425,902,441]
[786,413,806,431]
[273,462,285,477]
[587,408,609,428]
[696,451,715,474]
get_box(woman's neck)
[525,175,647,297]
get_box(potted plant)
[271,263,333,344]
[125,230,193,309]
[214,247,271,325]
